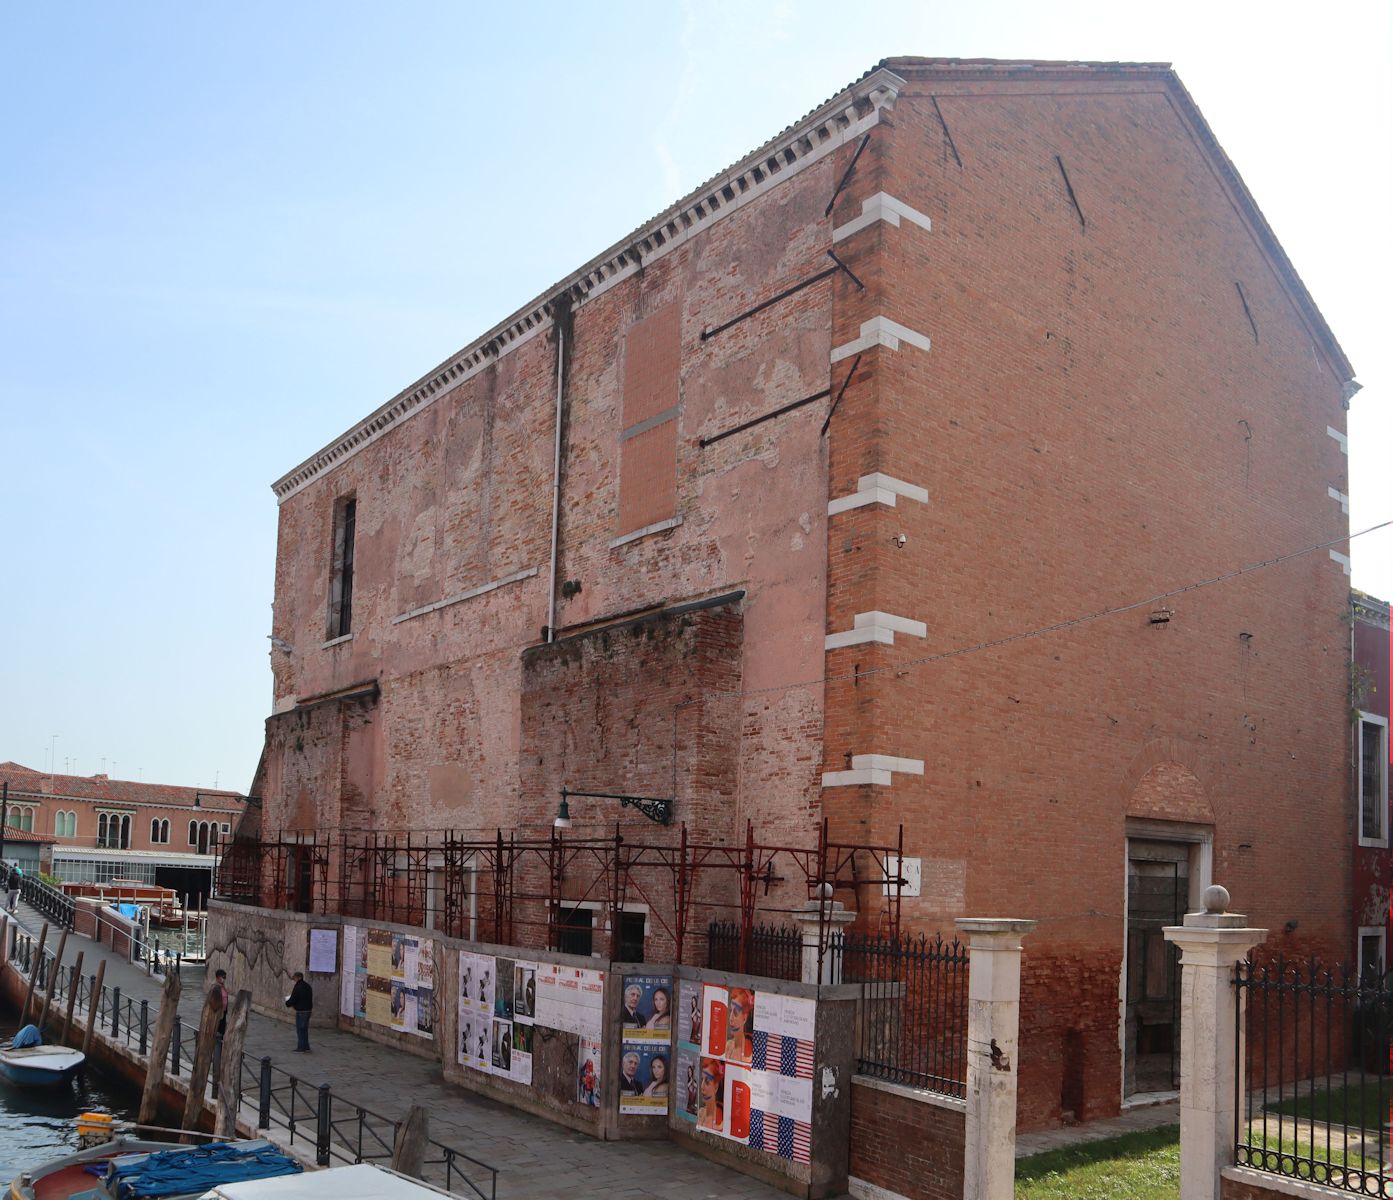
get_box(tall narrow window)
[617,305,680,537]
[1360,713,1389,845]
[328,495,357,639]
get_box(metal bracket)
[561,788,673,826]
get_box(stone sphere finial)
[1202,884,1230,914]
[814,881,834,901]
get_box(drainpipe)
[545,306,568,643]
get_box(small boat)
[9,1135,303,1200]
[0,1025,85,1087]
[202,1162,454,1198]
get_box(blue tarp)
[11,1024,42,1048]
[105,1140,302,1198]
[116,902,142,921]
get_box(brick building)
[1352,591,1391,976]
[0,762,246,903]
[254,59,1356,1128]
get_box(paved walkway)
[1015,1097,1180,1158]
[3,901,795,1199]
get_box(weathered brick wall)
[821,66,1351,1127]
[848,1080,964,1200]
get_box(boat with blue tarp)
[0,1026,85,1088]
[8,1135,302,1200]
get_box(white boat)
[199,1163,455,1197]
[0,1041,85,1087]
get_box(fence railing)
[705,921,970,1098]
[5,923,496,1200]
[19,874,75,928]
[705,922,804,981]
[1235,956,1392,1194]
[230,1051,498,1199]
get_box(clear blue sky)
[2,1,1389,792]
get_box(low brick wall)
[848,1077,966,1200]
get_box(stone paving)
[4,901,795,1199]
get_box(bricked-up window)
[328,495,357,639]
[618,304,680,536]
[1359,713,1389,845]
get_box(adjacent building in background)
[1352,590,1391,977]
[0,762,246,905]
[248,58,1356,1128]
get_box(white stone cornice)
[1327,425,1348,455]
[825,610,926,650]
[831,316,931,363]
[832,192,933,242]
[272,68,904,505]
[828,472,928,516]
[822,754,924,787]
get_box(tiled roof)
[0,826,56,844]
[0,763,246,810]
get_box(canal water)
[0,1010,138,1184]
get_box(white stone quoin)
[957,917,1035,1200]
[1162,886,1267,1200]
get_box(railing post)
[110,986,121,1038]
[315,1084,332,1166]
[956,917,1036,1200]
[1162,885,1268,1200]
[139,999,150,1056]
[258,1056,272,1129]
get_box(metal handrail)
[18,875,75,928]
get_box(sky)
[1,1,1389,793]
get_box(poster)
[618,1044,671,1114]
[339,926,358,1017]
[577,1036,602,1107]
[491,1018,513,1075]
[359,928,433,1039]
[458,952,496,1074]
[535,963,605,1038]
[676,1044,701,1123]
[309,928,338,975]
[694,982,814,1163]
[510,1020,534,1086]
[619,973,672,1042]
[678,981,702,1049]
[513,962,537,1022]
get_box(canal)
[0,1009,138,1184]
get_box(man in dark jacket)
[285,972,313,1052]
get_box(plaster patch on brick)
[831,316,932,363]
[391,566,540,625]
[1330,549,1352,575]
[1327,425,1348,454]
[608,514,684,549]
[1327,486,1350,514]
[832,192,934,242]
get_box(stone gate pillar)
[1163,885,1266,1200]
[956,917,1035,1200]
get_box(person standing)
[285,971,313,1052]
[6,864,22,914]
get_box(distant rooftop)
[0,762,245,810]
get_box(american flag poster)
[744,1026,813,1163]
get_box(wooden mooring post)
[63,950,85,1047]
[392,1104,430,1179]
[138,969,184,1125]
[180,987,222,1139]
[37,927,68,1033]
[214,990,251,1139]
[82,959,106,1057]
[19,922,49,1026]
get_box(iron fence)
[840,930,969,1097]
[1235,956,1392,1193]
[232,1051,499,1199]
[704,921,970,1097]
[19,874,75,928]
[705,922,804,981]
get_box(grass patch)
[1264,1083,1391,1130]
[1016,1124,1180,1200]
